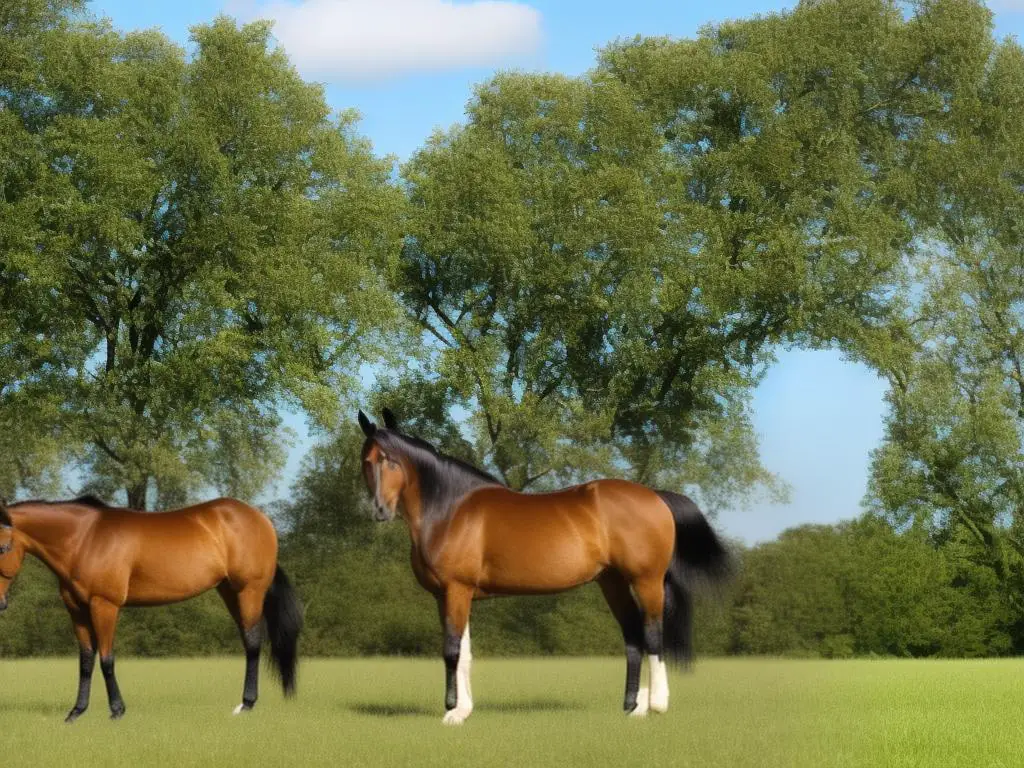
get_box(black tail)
[263,565,303,696]
[656,490,732,668]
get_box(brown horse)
[358,409,731,725]
[0,495,302,722]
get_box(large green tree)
[0,0,91,496]
[389,0,977,505]
[397,70,784,501]
[1,9,401,506]
[864,6,1024,623]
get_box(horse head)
[358,409,408,522]
[0,500,25,612]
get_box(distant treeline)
[2,514,1015,659]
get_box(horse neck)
[9,504,87,582]
[397,454,494,552]
[398,475,429,549]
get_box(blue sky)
[88,0,1024,543]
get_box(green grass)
[2,657,1024,767]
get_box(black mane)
[371,429,503,519]
[10,494,110,509]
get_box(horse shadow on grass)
[477,698,583,714]
[348,702,434,718]
[348,698,582,718]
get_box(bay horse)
[358,409,731,725]
[0,495,302,722]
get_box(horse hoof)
[233,703,254,715]
[442,708,471,725]
[64,708,85,724]
[650,694,669,714]
[628,687,650,718]
[109,707,126,720]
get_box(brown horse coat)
[0,496,301,722]
[358,409,730,725]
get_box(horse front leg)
[61,594,96,724]
[438,584,474,725]
[89,597,126,719]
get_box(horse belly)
[479,534,603,594]
[125,544,226,606]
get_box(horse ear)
[358,410,376,437]
[0,499,11,528]
[382,408,399,431]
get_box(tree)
[596,0,997,486]
[1,12,402,507]
[397,73,675,490]
[277,423,376,544]
[389,0,977,507]
[397,69,786,502]
[864,6,1024,626]
[726,519,999,658]
[0,0,91,496]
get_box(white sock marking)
[442,623,474,725]
[630,686,650,717]
[649,655,669,713]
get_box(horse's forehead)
[363,441,384,462]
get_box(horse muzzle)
[0,597,7,613]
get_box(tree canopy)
[386,0,995,509]
[1,6,402,505]
[858,2,1024,607]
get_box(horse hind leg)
[88,597,126,720]
[597,570,648,717]
[218,582,264,715]
[632,575,669,714]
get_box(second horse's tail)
[656,490,732,667]
[263,565,303,696]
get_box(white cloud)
[238,0,542,80]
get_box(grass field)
[1,656,1023,767]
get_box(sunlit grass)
[1,657,1023,767]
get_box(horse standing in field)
[0,495,302,722]
[358,409,731,725]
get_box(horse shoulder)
[410,545,443,594]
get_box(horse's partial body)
[358,409,731,725]
[0,496,301,722]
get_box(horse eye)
[387,459,399,470]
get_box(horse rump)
[263,565,303,696]
[655,490,733,667]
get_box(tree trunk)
[126,478,149,510]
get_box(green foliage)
[1,457,1017,659]
[388,0,1001,510]
[726,519,1019,658]
[395,59,796,501]
[1,9,401,506]
[0,0,90,497]
[862,6,1024,612]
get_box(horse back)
[437,479,673,593]
[82,498,277,605]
